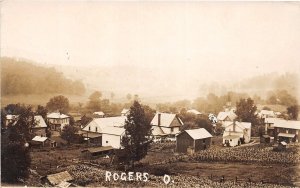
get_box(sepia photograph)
[1,1,300,187]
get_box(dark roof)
[46,171,73,185]
[81,146,114,153]
[80,131,102,138]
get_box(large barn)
[176,128,212,153]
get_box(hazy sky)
[1,1,300,85]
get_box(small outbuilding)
[260,135,271,144]
[31,136,50,147]
[81,146,114,159]
[176,128,212,153]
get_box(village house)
[93,111,105,118]
[264,117,283,137]
[81,116,126,147]
[176,128,212,153]
[217,110,237,125]
[121,108,130,116]
[4,114,19,128]
[222,121,251,147]
[273,120,300,143]
[46,112,70,131]
[151,112,184,139]
[259,110,276,119]
[31,115,48,137]
[187,109,202,115]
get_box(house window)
[171,128,174,132]
[89,126,91,131]
[96,127,98,132]
[203,139,205,143]
[106,141,108,143]
[230,139,232,141]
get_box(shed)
[278,141,287,151]
[176,128,212,153]
[43,171,73,186]
[260,135,271,144]
[31,136,50,147]
[81,146,114,158]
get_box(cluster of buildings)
[3,106,299,154]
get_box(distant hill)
[1,58,86,96]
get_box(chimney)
[158,113,161,126]
[233,120,236,132]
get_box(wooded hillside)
[1,58,85,96]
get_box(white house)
[82,116,127,147]
[93,111,105,118]
[46,112,70,131]
[222,121,251,146]
[121,109,130,116]
[101,126,125,149]
[4,114,19,128]
[259,110,276,119]
[217,111,237,124]
[151,113,183,139]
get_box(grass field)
[23,139,300,187]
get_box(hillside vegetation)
[1,58,85,96]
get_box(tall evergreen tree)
[120,101,152,169]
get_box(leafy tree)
[61,125,79,144]
[235,98,259,125]
[1,105,34,182]
[46,95,70,114]
[287,105,299,120]
[120,101,152,169]
[87,91,102,112]
[195,116,213,133]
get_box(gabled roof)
[32,136,48,142]
[151,113,183,127]
[82,116,126,133]
[102,126,125,136]
[121,108,129,114]
[181,128,212,140]
[187,109,202,115]
[217,111,237,121]
[33,115,47,128]
[46,171,73,185]
[151,126,167,136]
[264,118,283,124]
[224,121,251,130]
[47,113,69,119]
[273,120,300,130]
